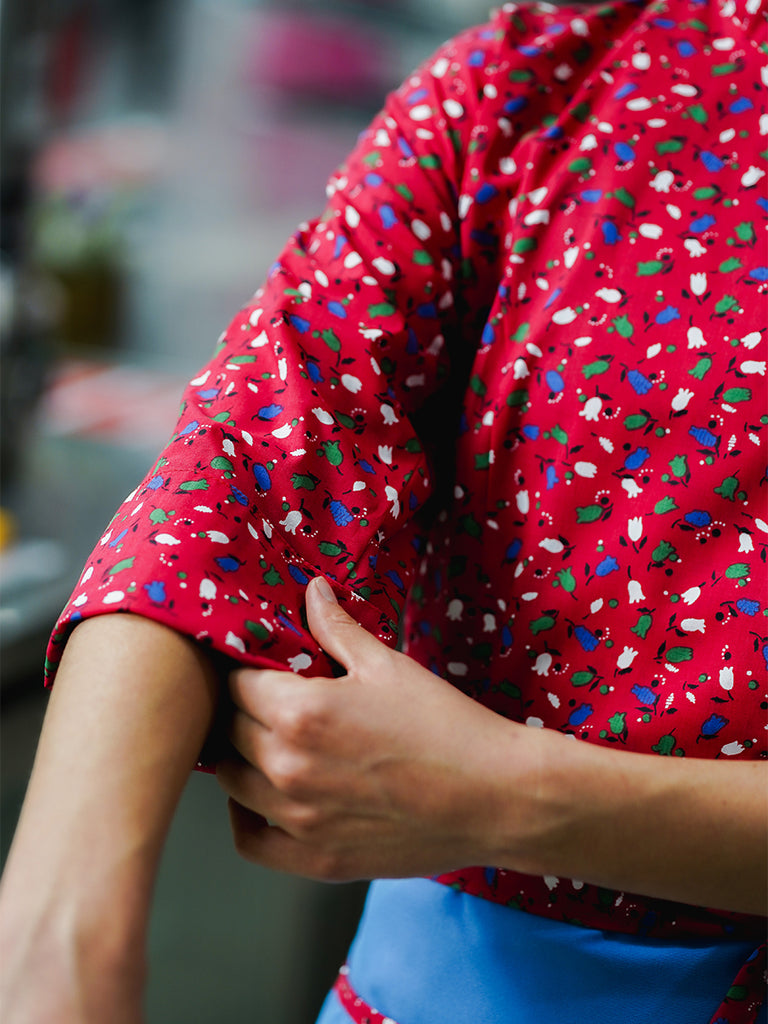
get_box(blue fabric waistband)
[333,878,765,1024]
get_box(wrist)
[0,900,146,1024]
[0,848,151,969]
[484,724,596,879]
[487,727,768,914]
[469,718,551,874]
[1,853,149,1024]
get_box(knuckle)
[232,827,253,861]
[357,645,393,683]
[313,848,349,883]
[229,815,259,862]
[269,752,312,798]
[275,694,328,747]
[229,710,254,759]
[228,668,262,707]
[288,802,325,838]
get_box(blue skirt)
[315,878,766,1024]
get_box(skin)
[0,579,764,1022]
[218,577,768,914]
[0,615,218,1024]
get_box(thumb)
[305,576,389,673]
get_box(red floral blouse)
[47,0,766,1013]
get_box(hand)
[218,578,768,910]
[216,577,539,882]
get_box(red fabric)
[706,942,767,1024]
[47,0,766,997]
[333,968,393,1024]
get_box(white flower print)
[672,387,695,410]
[740,360,766,375]
[628,579,645,603]
[690,272,707,296]
[684,238,707,257]
[539,537,565,553]
[341,374,363,394]
[225,632,246,654]
[740,165,765,188]
[738,532,753,553]
[617,646,639,670]
[686,326,707,348]
[533,652,552,676]
[288,652,313,672]
[579,396,603,421]
[385,484,401,519]
[552,306,578,324]
[622,478,643,498]
[279,510,302,534]
[628,517,643,542]
[719,666,734,691]
[681,618,706,633]
[721,741,745,757]
[651,169,674,192]
[595,287,623,303]
[205,531,230,544]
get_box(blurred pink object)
[34,121,170,194]
[244,11,392,103]
[40,360,186,446]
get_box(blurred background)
[0,0,490,1021]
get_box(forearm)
[500,726,767,915]
[0,614,219,1018]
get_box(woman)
[1,0,766,1020]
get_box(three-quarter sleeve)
[45,19,503,682]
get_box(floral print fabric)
[48,0,766,1002]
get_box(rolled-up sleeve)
[45,20,501,683]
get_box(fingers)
[220,771,356,880]
[228,705,269,765]
[226,798,297,869]
[217,756,277,815]
[227,799,356,881]
[221,710,334,808]
[228,667,324,735]
[228,667,283,721]
[217,755,316,831]
[226,799,268,836]
[305,576,391,675]
[227,576,392,727]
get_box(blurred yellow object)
[0,508,17,550]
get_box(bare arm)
[503,721,767,914]
[0,614,218,1024]
[219,577,767,916]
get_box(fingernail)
[313,576,337,604]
